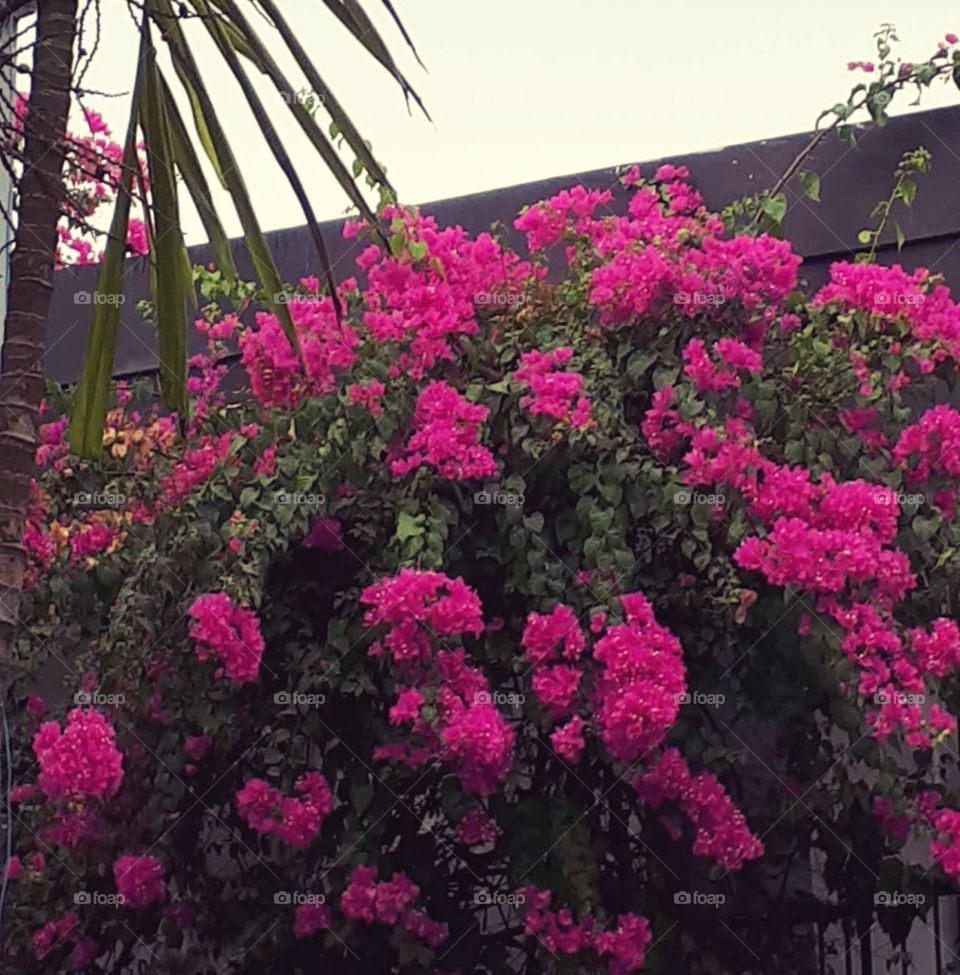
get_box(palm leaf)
[155,67,238,285]
[148,0,299,350]
[69,19,149,456]
[191,0,344,312]
[139,29,189,416]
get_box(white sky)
[62,0,960,241]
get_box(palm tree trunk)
[0,0,77,665]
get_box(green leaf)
[395,511,425,541]
[70,19,150,456]
[894,220,905,252]
[761,193,787,224]
[140,40,188,416]
[151,0,300,352]
[798,170,820,202]
[523,512,545,534]
[857,229,874,245]
[154,67,237,283]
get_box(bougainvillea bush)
[11,145,960,973]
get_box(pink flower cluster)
[340,865,447,948]
[354,205,534,380]
[514,185,613,252]
[32,912,82,963]
[660,264,960,873]
[294,903,332,939]
[235,772,333,848]
[634,748,764,870]
[114,855,166,908]
[893,404,960,484]
[390,381,498,481]
[457,809,500,846]
[640,386,692,461]
[362,568,484,662]
[514,347,593,427]
[521,887,652,974]
[813,262,960,360]
[523,604,586,715]
[188,592,265,685]
[683,337,762,393]
[516,173,799,341]
[157,431,237,512]
[33,708,123,801]
[240,281,360,410]
[591,593,686,764]
[68,520,120,562]
[362,570,515,796]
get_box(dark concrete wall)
[44,104,960,384]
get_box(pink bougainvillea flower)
[188,592,264,685]
[114,855,166,908]
[33,708,123,801]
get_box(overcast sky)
[61,0,960,241]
